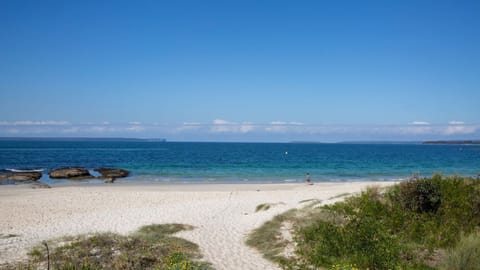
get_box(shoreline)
[4,174,408,187]
[0,181,396,269]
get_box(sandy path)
[0,182,395,269]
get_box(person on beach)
[306,173,312,185]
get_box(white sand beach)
[0,181,396,269]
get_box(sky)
[1,0,479,142]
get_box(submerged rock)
[103,177,115,184]
[0,171,42,181]
[29,181,51,189]
[49,167,92,179]
[94,168,130,179]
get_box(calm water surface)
[0,141,479,183]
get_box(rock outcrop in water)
[49,167,92,179]
[2,167,129,183]
[0,171,42,181]
[94,168,129,183]
[0,171,50,188]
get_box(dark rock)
[49,167,92,179]
[0,172,42,181]
[0,172,49,188]
[29,181,51,189]
[94,168,129,179]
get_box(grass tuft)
[255,202,285,212]
[328,192,352,200]
[441,231,480,270]
[0,233,19,239]
[298,198,316,204]
[255,203,271,212]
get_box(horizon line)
[1,136,479,144]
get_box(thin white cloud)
[1,119,479,139]
[0,120,70,126]
[265,125,288,133]
[448,121,465,125]
[409,121,430,126]
[239,122,255,133]
[128,121,142,125]
[90,126,109,133]
[210,119,232,133]
[62,127,80,133]
[210,125,233,133]
[213,119,233,125]
[443,125,477,135]
[62,124,148,134]
[175,126,201,133]
[396,126,433,135]
[265,121,305,133]
[210,119,255,133]
[126,125,145,132]
[6,128,20,134]
[183,122,202,126]
[270,121,305,126]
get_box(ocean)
[0,140,479,184]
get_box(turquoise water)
[0,141,479,183]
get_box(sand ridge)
[0,182,395,269]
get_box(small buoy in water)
[285,151,288,155]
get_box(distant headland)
[0,137,167,142]
[422,140,480,145]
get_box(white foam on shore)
[5,168,44,173]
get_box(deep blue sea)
[0,141,479,184]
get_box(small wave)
[5,168,44,173]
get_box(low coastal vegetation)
[248,175,480,270]
[0,234,19,239]
[442,231,480,270]
[255,202,285,212]
[247,200,326,263]
[247,209,298,262]
[3,224,211,270]
[328,192,351,200]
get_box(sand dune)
[0,182,395,269]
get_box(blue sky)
[1,0,479,141]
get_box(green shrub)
[277,176,480,270]
[386,175,480,247]
[396,175,442,213]
[165,252,201,270]
[293,188,403,269]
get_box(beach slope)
[0,182,395,269]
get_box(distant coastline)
[423,140,480,145]
[0,137,166,142]
[1,137,479,145]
